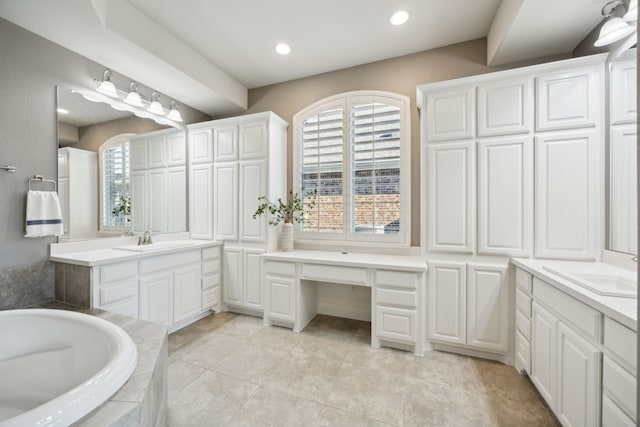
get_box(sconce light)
[124,82,144,108]
[594,0,637,47]
[96,69,119,98]
[167,101,183,122]
[148,92,165,116]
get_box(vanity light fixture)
[594,0,636,47]
[167,101,183,122]
[275,43,292,55]
[124,82,144,108]
[96,69,119,98]
[389,10,410,26]
[624,0,637,20]
[148,92,165,116]
[56,108,69,115]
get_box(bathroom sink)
[114,240,195,253]
[543,266,637,298]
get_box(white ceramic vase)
[281,222,294,252]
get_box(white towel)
[25,191,64,238]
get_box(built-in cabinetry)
[57,147,98,239]
[188,112,287,316]
[129,128,186,234]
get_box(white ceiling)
[0,0,607,116]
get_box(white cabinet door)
[266,275,294,322]
[140,272,172,326]
[130,170,147,233]
[147,136,166,169]
[58,152,69,178]
[58,178,69,234]
[535,131,598,259]
[148,169,167,233]
[466,264,509,353]
[375,306,417,344]
[244,248,265,310]
[130,139,147,170]
[173,264,201,323]
[214,125,238,162]
[240,120,267,159]
[167,166,186,232]
[240,160,267,242]
[610,126,637,254]
[477,78,532,137]
[427,142,475,253]
[556,323,601,427]
[214,163,239,241]
[531,302,559,410]
[535,66,600,131]
[427,262,466,345]
[222,247,242,306]
[426,86,475,141]
[166,132,186,166]
[189,128,214,164]
[190,164,214,240]
[478,137,532,256]
[610,58,637,125]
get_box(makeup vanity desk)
[261,250,428,355]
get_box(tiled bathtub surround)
[54,263,91,307]
[0,262,54,309]
[168,313,560,427]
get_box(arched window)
[99,134,133,231]
[293,91,410,247]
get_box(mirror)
[56,86,188,240]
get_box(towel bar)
[28,175,57,191]
[1,165,16,172]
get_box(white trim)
[99,133,134,233]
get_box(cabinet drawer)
[99,261,138,284]
[302,264,368,286]
[516,288,531,318]
[533,278,601,341]
[265,261,295,277]
[603,356,636,420]
[202,272,220,290]
[140,250,200,275]
[375,270,418,289]
[99,279,137,306]
[376,288,417,308]
[202,246,221,261]
[375,306,417,344]
[102,298,138,318]
[604,317,637,373]
[603,393,636,427]
[202,259,220,276]
[202,287,219,311]
[516,309,531,341]
[515,330,531,374]
[515,268,532,294]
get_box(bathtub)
[0,309,137,426]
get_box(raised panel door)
[167,166,186,232]
[427,262,466,345]
[130,170,147,233]
[610,58,637,125]
[148,169,167,233]
[190,164,214,240]
[140,272,172,326]
[240,160,267,242]
[173,264,201,323]
[610,126,637,254]
[58,178,69,234]
[147,136,166,168]
[556,322,600,427]
[244,248,265,309]
[427,87,475,141]
[477,78,532,136]
[266,275,294,322]
[478,137,532,256]
[222,247,242,306]
[427,141,475,253]
[240,120,267,159]
[166,132,186,166]
[535,131,598,259]
[375,306,417,344]
[130,139,147,170]
[189,128,214,164]
[535,66,600,131]
[531,302,558,410]
[214,125,238,162]
[214,163,239,241]
[466,264,509,353]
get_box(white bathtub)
[0,309,137,426]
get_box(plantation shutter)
[102,141,130,226]
[350,102,401,234]
[300,107,344,232]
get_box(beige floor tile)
[169,331,244,370]
[343,344,408,378]
[212,342,288,384]
[168,323,209,353]
[167,358,206,401]
[315,406,398,427]
[227,388,323,427]
[214,314,265,338]
[294,330,364,362]
[248,323,303,351]
[404,350,478,392]
[192,311,236,332]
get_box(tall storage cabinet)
[57,147,98,239]
[188,112,288,316]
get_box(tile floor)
[168,312,559,427]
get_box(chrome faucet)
[138,231,153,245]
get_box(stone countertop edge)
[510,258,637,331]
[261,250,428,272]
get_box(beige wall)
[75,116,167,153]
[244,38,567,246]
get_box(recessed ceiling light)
[275,43,292,55]
[389,10,410,26]
[57,108,69,114]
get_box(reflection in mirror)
[609,126,637,255]
[56,86,188,240]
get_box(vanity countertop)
[262,250,428,272]
[50,238,221,267]
[511,258,637,331]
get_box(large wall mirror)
[57,86,188,240]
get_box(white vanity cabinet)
[91,260,139,318]
[201,246,221,312]
[514,267,533,374]
[373,270,420,346]
[222,247,265,311]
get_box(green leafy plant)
[253,189,317,226]
[111,195,131,224]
